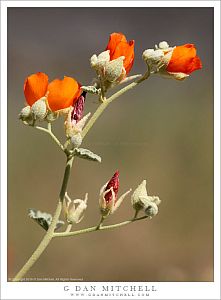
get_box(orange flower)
[24,72,48,107]
[166,44,202,75]
[24,72,81,112]
[143,41,202,80]
[106,32,135,75]
[47,77,81,112]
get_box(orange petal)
[112,40,135,74]
[47,77,81,112]
[106,32,127,57]
[166,44,202,74]
[106,32,135,75]
[24,72,48,106]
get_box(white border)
[1,1,220,300]
[2,0,219,8]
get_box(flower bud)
[99,171,131,217]
[131,180,148,211]
[31,97,47,120]
[104,170,119,204]
[64,194,88,224]
[131,180,161,217]
[105,56,125,82]
[19,105,32,121]
[64,104,90,140]
[158,41,169,49]
[71,92,86,124]
[143,49,164,64]
[90,50,110,70]
[90,47,127,89]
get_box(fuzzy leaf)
[74,148,101,162]
[28,208,64,231]
[81,86,100,95]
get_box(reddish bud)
[71,91,86,123]
[104,170,119,204]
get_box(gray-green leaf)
[74,148,101,162]
[28,208,64,231]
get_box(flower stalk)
[13,155,75,281]
[53,215,148,238]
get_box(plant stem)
[12,155,75,281]
[53,215,148,238]
[35,125,65,152]
[12,202,62,281]
[96,216,105,229]
[65,224,73,233]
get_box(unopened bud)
[72,92,86,124]
[104,170,119,204]
[131,180,161,217]
[90,50,110,70]
[105,56,125,82]
[143,49,164,64]
[19,105,31,121]
[99,171,131,217]
[159,41,169,49]
[131,180,148,211]
[142,49,155,60]
[31,97,47,120]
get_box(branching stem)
[13,69,151,281]
[35,125,65,152]
[54,215,148,238]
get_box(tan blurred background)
[8,7,213,281]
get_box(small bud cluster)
[131,180,161,218]
[142,41,174,73]
[98,171,160,219]
[19,97,49,124]
[90,50,126,91]
[19,96,60,125]
[64,92,90,148]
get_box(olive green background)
[8,7,213,281]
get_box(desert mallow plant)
[14,32,202,281]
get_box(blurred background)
[8,7,213,282]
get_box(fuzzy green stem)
[65,224,73,233]
[12,155,75,281]
[35,125,65,152]
[96,216,105,229]
[53,215,148,238]
[12,202,62,281]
